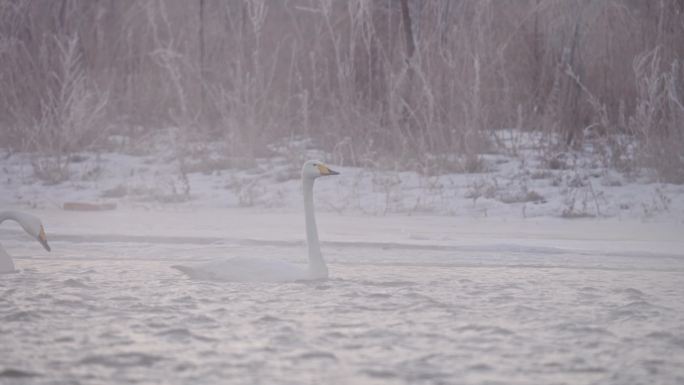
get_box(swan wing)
[172,257,308,282]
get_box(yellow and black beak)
[38,226,51,252]
[317,164,340,176]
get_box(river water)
[1,210,683,384]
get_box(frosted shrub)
[29,36,108,183]
[630,48,684,184]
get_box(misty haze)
[1,1,683,384]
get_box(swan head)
[13,212,51,252]
[302,160,339,180]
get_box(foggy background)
[1,0,683,184]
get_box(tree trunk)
[199,0,206,122]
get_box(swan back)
[173,257,309,282]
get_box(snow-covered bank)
[2,131,683,221]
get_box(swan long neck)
[0,211,20,227]
[0,211,35,238]
[303,178,328,278]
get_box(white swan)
[173,160,339,282]
[0,211,51,273]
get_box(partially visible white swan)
[1,211,51,273]
[173,160,339,282]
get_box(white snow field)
[1,208,683,385]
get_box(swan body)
[174,160,339,282]
[173,257,315,282]
[0,211,51,273]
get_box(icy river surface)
[1,209,683,385]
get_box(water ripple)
[80,352,164,368]
[1,259,682,385]
[156,328,217,342]
[0,369,41,378]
